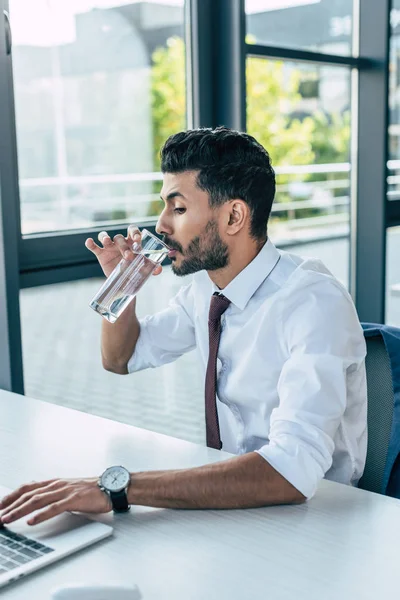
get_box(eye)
[174,207,186,214]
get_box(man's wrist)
[96,478,113,511]
[127,473,137,506]
[98,486,113,512]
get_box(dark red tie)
[205,292,231,449]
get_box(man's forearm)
[101,298,140,374]
[128,452,306,509]
[0,454,305,526]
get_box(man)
[0,127,367,526]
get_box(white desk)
[1,390,400,600]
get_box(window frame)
[244,0,393,324]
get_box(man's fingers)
[0,480,56,510]
[152,265,163,276]
[1,488,70,524]
[84,238,102,256]
[0,480,64,515]
[127,225,141,242]
[97,231,112,246]
[112,233,134,258]
[28,499,71,526]
[1,489,43,516]
[85,231,113,256]
[85,229,116,256]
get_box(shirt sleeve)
[127,282,196,373]
[255,276,367,500]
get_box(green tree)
[308,110,350,164]
[150,38,350,168]
[151,36,186,170]
[149,36,350,220]
[246,57,315,169]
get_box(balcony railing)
[18,161,399,241]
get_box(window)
[1,0,390,403]
[20,268,205,444]
[14,1,200,438]
[246,57,351,285]
[245,0,353,56]
[9,0,187,235]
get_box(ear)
[224,200,249,236]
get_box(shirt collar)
[210,238,281,311]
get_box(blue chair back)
[358,332,394,494]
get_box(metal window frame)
[19,221,165,288]
[350,0,391,323]
[188,0,246,130]
[245,0,392,324]
[0,0,24,393]
[246,43,372,68]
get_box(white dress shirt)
[128,239,367,499]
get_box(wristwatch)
[98,465,131,513]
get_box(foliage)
[149,36,351,220]
[151,37,186,171]
[246,57,315,170]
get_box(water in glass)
[89,250,160,323]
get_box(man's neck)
[208,238,267,290]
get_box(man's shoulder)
[276,250,356,316]
[279,249,346,292]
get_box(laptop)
[0,485,113,588]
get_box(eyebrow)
[160,191,187,203]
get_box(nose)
[156,209,172,237]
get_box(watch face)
[101,466,130,493]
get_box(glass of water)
[89,229,170,323]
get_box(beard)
[163,219,229,277]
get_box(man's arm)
[101,298,140,374]
[0,453,305,527]
[128,452,306,509]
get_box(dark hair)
[160,126,275,241]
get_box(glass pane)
[9,0,186,235]
[246,0,353,56]
[386,227,400,326]
[20,267,205,443]
[389,2,400,199]
[246,58,351,286]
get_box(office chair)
[358,333,395,494]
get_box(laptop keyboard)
[0,526,54,574]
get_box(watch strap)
[110,488,130,513]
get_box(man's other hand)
[0,478,112,526]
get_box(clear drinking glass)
[89,229,170,323]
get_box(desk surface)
[1,390,400,600]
